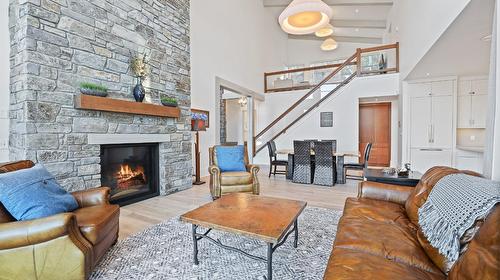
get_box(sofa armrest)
[209,165,222,199]
[72,187,111,208]
[247,165,260,195]
[0,213,85,249]
[357,181,413,205]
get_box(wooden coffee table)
[180,193,307,280]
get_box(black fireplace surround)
[100,143,160,206]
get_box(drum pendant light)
[279,0,333,35]
[321,38,338,51]
[315,23,334,37]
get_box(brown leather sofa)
[324,166,499,280]
[0,160,120,280]
[208,145,260,200]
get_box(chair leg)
[273,165,277,176]
[269,164,272,178]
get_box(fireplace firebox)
[100,143,160,206]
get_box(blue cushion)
[215,145,247,172]
[0,164,79,221]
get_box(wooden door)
[359,103,391,167]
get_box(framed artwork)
[191,108,210,128]
[320,112,333,127]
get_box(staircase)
[253,43,400,156]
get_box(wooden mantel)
[75,94,180,118]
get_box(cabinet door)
[471,79,488,95]
[457,95,472,128]
[432,95,454,148]
[411,148,453,173]
[408,82,431,98]
[455,156,483,174]
[410,97,432,147]
[432,80,454,96]
[471,94,488,128]
[458,80,471,96]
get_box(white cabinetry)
[407,79,455,173]
[457,78,488,128]
[455,149,483,174]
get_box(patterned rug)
[91,207,342,280]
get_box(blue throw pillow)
[215,145,247,172]
[0,164,79,221]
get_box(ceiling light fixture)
[279,0,333,35]
[321,38,338,51]
[315,23,334,37]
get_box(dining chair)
[344,142,372,181]
[266,141,288,177]
[313,141,336,186]
[292,140,313,184]
[319,140,337,153]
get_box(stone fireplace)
[8,0,192,197]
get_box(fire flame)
[116,164,145,181]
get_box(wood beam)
[263,0,393,7]
[288,34,383,44]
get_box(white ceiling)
[263,0,393,44]
[407,0,494,80]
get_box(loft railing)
[253,42,399,156]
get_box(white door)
[431,95,454,148]
[408,82,431,98]
[432,80,454,96]
[471,79,488,95]
[457,95,472,128]
[471,94,488,128]
[411,148,453,173]
[458,80,471,96]
[410,97,432,147]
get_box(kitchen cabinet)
[407,79,455,173]
[457,78,488,128]
[455,148,483,174]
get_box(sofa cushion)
[0,164,79,221]
[324,247,445,280]
[215,146,247,172]
[74,204,120,245]
[342,197,412,227]
[220,171,252,185]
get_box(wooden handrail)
[254,42,400,156]
[254,72,357,155]
[265,62,344,76]
[255,52,358,140]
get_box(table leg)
[336,156,345,184]
[267,243,273,280]
[192,224,199,265]
[293,219,298,248]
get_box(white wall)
[286,39,374,66]
[254,73,400,165]
[0,1,10,162]
[191,0,287,176]
[384,0,471,79]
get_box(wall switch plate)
[0,139,8,150]
[470,135,476,141]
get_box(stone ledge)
[88,134,171,145]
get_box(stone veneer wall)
[8,0,192,194]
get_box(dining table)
[276,149,360,184]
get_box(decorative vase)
[80,88,108,97]
[133,78,145,102]
[161,100,178,107]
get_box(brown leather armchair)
[0,160,120,280]
[208,145,260,200]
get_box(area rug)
[91,207,342,280]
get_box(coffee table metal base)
[191,220,299,280]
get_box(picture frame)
[191,108,210,128]
[320,112,333,127]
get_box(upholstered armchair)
[0,160,120,280]
[208,145,260,200]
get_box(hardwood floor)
[119,169,358,240]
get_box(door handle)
[428,125,432,143]
[431,124,435,143]
[420,148,443,151]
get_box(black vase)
[133,78,145,102]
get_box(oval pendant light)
[321,38,338,51]
[315,23,334,37]
[279,0,333,35]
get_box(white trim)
[88,134,170,145]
